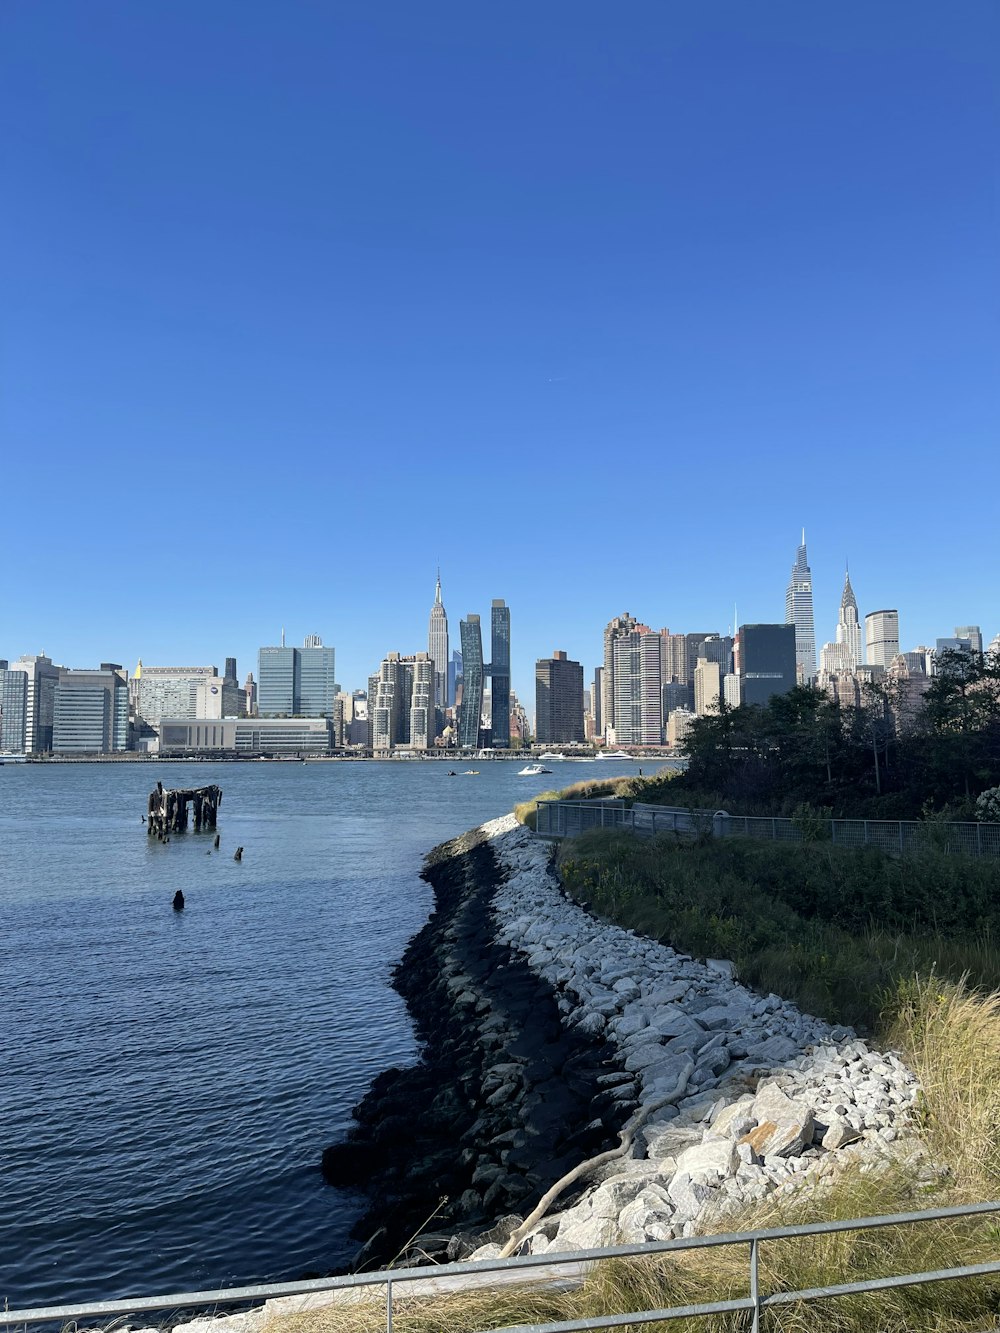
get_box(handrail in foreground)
[3,1201,1000,1332]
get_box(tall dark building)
[490,599,511,748]
[224,657,238,683]
[536,651,585,745]
[458,616,484,748]
[736,624,797,706]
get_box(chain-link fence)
[535,799,1000,859]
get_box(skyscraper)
[535,651,585,744]
[0,663,28,752]
[612,629,663,745]
[865,610,900,668]
[785,531,817,681]
[835,568,862,670]
[52,666,130,754]
[602,612,639,742]
[458,615,484,748]
[427,572,450,710]
[258,637,336,716]
[490,599,511,748]
[299,638,337,716]
[735,624,797,705]
[955,626,983,655]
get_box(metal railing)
[535,799,1000,858]
[3,1202,1000,1332]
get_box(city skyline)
[4,541,994,713]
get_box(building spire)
[434,567,442,605]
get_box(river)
[0,757,668,1308]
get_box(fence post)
[386,1276,393,1333]
[750,1236,760,1333]
[863,819,869,848]
[771,817,777,841]
[978,824,983,857]
[897,822,903,856]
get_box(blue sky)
[2,1,997,702]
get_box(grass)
[513,776,642,830]
[556,831,1000,1032]
[267,1162,1000,1331]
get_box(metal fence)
[535,799,1000,859]
[4,1202,1000,1333]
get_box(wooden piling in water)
[147,784,223,837]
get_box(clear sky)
[2,1,997,702]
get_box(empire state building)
[427,571,449,710]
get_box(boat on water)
[0,754,27,764]
[596,750,632,760]
[538,752,568,761]
[462,769,480,775]
[518,762,553,776]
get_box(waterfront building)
[490,599,511,749]
[158,716,332,755]
[693,658,722,717]
[8,654,63,752]
[458,616,484,748]
[408,653,435,749]
[258,638,336,716]
[785,531,817,681]
[835,569,862,670]
[224,657,238,682]
[662,681,690,716]
[592,666,603,737]
[865,610,900,669]
[52,665,129,754]
[257,645,299,715]
[735,624,797,706]
[138,664,219,725]
[427,572,450,711]
[723,672,741,707]
[535,650,585,744]
[371,652,436,751]
[612,629,663,745]
[0,663,28,752]
[299,639,337,716]
[602,613,640,743]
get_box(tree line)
[667,649,1000,819]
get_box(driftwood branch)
[497,1057,694,1259]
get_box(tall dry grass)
[890,974,1000,1200]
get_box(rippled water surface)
[0,758,663,1308]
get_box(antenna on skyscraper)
[281,626,285,648]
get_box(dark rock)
[321,828,628,1271]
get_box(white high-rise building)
[865,610,900,668]
[835,568,862,670]
[602,612,640,742]
[785,530,816,681]
[612,629,662,745]
[427,571,449,711]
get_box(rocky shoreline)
[320,823,629,1268]
[323,813,922,1268]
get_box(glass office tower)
[490,599,511,748]
[458,616,484,749]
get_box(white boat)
[538,752,567,761]
[518,762,553,776]
[600,750,633,760]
